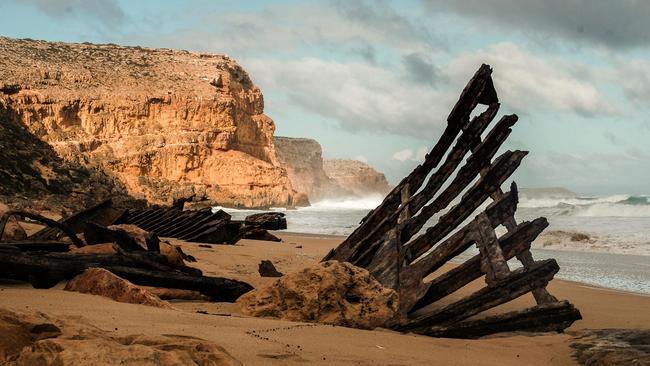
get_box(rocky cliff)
[0,37,295,208]
[0,98,126,213]
[323,159,391,197]
[273,137,339,203]
[274,137,391,201]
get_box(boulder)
[239,226,281,242]
[572,329,650,366]
[244,212,287,231]
[0,203,27,241]
[106,224,160,251]
[159,241,186,267]
[238,261,399,329]
[0,307,241,365]
[64,268,172,308]
[258,260,283,278]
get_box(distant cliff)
[273,137,344,203]
[322,159,391,197]
[274,137,391,202]
[0,36,296,208]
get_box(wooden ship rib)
[324,64,582,338]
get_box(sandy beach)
[1,232,648,365]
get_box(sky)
[0,0,649,195]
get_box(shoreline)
[277,230,650,295]
[1,232,649,365]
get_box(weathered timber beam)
[118,209,154,224]
[0,251,252,301]
[421,301,581,338]
[399,114,518,246]
[325,64,497,262]
[345,104,501,261]
[174,211,231,240]
[135,209,181,231]
[408,104,501,216]
[474,213,511,284]
[0,210,85,248]
[0,240,71,252]
[400,258,559,333]
[28,198,120,241]
[404,150,527,261]
[84,223,154,252]
[406,185,520,276]
[140,209,189,233]
[410,217,548,311]
[108,265,252,302]
[393,189,522,313]
[128,209,165,227]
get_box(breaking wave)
[307,194,384,210]
[519,194,650,217]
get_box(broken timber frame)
[324,64,581,338]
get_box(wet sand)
[1,232,649,365]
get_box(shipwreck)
[325,64,582,338]
[0,64,581,339]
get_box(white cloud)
[448,43,617,118]
[414,146,429,161]
[244,57,452,138]
[613,58,650,105]
[174,1,444,59]
[392,146,429,162]
[393,149,414,162]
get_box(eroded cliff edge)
[323,158,391,197]
[0,37,295,208]
[274,137,391,202]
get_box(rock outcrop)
[0,99,126,214]
[571,329,650,366]
[0,203,27,241]
[0,307,242,365]
[238,261,399,329]
[273,137,339,203]
[0,36,295,208]
[274,137,391,202]
[323,158,391,197]
[64,268,172,308]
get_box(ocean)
[216,193,650,295]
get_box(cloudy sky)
[1,0,649,195]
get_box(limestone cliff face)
[273,137,338,203]
[323,159,391,197]
[0,98,126,213]
[0,37,295,208]
[274,137,391,201]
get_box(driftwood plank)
[410,217,549,311]
[404,150,527,261]
[0,241,71,252]
[325,64,498,262]
[422,301,582,338]
[0,211,84,248]
[401,259,560,333]
[343,104,502,263]
[0,250,253,301]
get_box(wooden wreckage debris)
[324,64,581,338]
[7,198,285,246]
[0,199,287,301]
[115,208,284,243]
